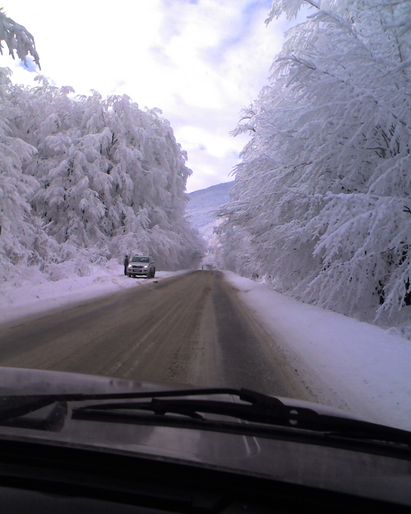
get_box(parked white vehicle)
[127,256,155,279]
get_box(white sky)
[2,0,290,192]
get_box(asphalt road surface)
[0,271,310,399]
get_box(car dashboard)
[0,436,408,514]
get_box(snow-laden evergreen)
[217,0,411,322]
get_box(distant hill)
[187,181,234,240]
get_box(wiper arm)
[0,395,68,431]
[73,389,296,424]
[0,387,246,425]
[0,395,61,421]
[71,388,411,448]
[2,388,411,448]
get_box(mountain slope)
[187,181,233,239]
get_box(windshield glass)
[131,257,149,263]
[0,0,410,451]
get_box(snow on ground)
[0,262,175,324]
[1,266,410,431]
[224,272,411,431]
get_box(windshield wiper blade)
[0,387,245,423]
[70,388,411,447]
[2,388,411,447]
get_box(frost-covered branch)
[0,10,40,68]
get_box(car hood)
[0,367,410,506]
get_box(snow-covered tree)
[0,70,43,266]
[4,79,204,273]
[0,9,40,68]
[0,10,47,279]
[217,0,411,320]
[0,10,203,279]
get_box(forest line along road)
[0,271,312,400]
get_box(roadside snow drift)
[224,272,411,431]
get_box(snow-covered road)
[1,265,411,431]
[0,271,307,399]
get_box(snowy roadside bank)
[0,263,176,325]
[224,272,411,431]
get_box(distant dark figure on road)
[124,255,129,276]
